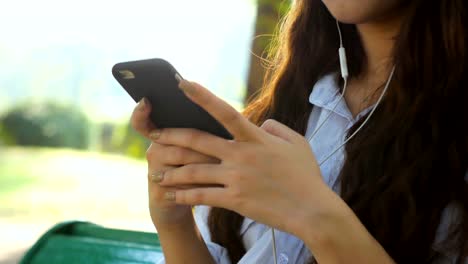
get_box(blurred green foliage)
[246,0,291,101]
[0,0,288,158]
[110,122,150,159]
[254,0,290,49]
[0,122,15,145]
[0,102,89,149]
[0,101,149,158]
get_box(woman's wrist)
[290,187,348,262]
[294,189,394,264]
[151,206,194,230]
[155,213,197,236]
[155,209,216,264]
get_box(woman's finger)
[131,98,157,138]
[150,128,232,159]
[178,80,260,141]
[148,166,220,190]
[260,119,303,143]
[147,164,196,199]
[147,163,175,198]
[166,187,226,207]
[160,145,220,166]
[158,163,227,187]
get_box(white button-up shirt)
[158,74,466,264]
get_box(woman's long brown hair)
[208,1,468,263]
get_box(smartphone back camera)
[119,70,135,80]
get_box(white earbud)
[270,20,395,264]
[337,19,349,80]
[306,20,349,142]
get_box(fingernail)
[149,129,162,140]
[150,171,164,183]
[178,80,196,95]
[164,192,176,201]
[138,98,147,111]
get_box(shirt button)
[279,253,289,264]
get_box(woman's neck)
[343,14,405,117]
[356,17,401,79]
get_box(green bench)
[20,221,164,264]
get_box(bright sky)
[0,0,256,121]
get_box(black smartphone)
[112,58,233,139]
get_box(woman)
[131,0,467,263]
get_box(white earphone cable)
[270,20,396,264]
[271,225,278,264]
[307,19,348,142]
[307,77,348,142]
[270,19,349,264]
[336,19,343,47]
[318,65,395,165]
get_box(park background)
[0,0,289,263]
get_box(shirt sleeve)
[156,206,231,264]
[431,171,468,264]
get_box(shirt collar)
[309,74,354,121]
[308,74,374,123]
[308,74,338,107]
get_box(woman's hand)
[151,80,340,236]
[141,80,395,264]
[130,98,219,227]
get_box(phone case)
[112,58,233,139]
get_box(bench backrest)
[20,221,164,264]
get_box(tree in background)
[245,0,290,103]
[0,102,89,149]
